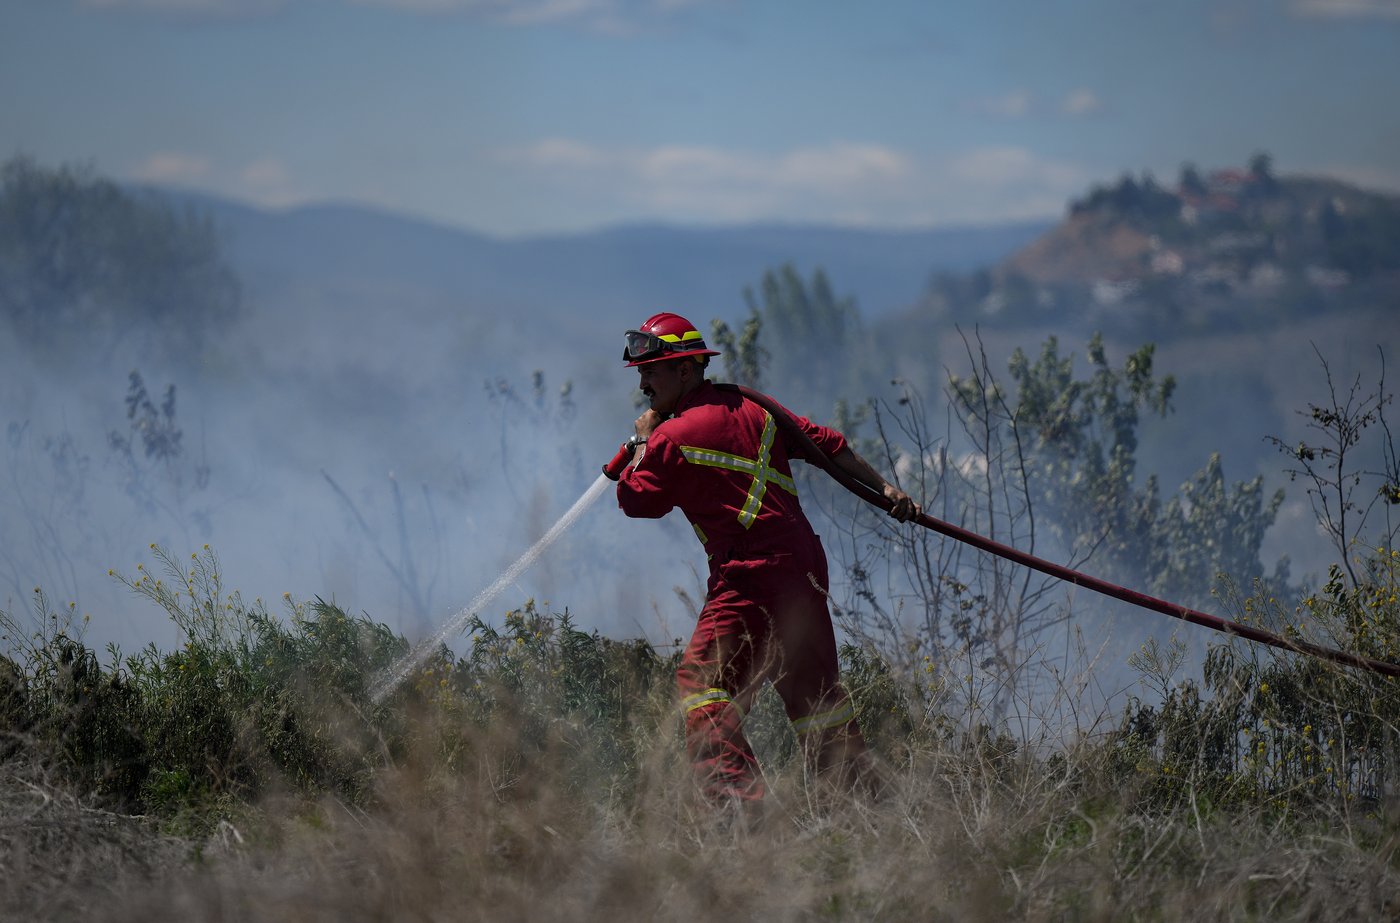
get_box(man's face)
[636,359,688,416]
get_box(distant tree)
[738,264,869,415]
[1248,151,1277,191]
[1179,162,1207,198]
[1071,172,1179,221]
[0,157,240,363]
[710,308,766,390]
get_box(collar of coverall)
[664,377,714,421]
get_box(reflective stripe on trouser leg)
[680,694,764,803]
[790,691,874,790]
[791,699,856,736]
[681,687,734,713]
[677,587,766,803]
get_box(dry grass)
[8,697,1400,923]
[7,556,1400,921]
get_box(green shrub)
[1113,547,1400,815]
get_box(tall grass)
[5,544,1400,920]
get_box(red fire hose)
[712,383,1400,680]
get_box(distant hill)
[869,163,1400,527]
[908,163,1400,341]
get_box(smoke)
[0,268,703,660]
[4,184,1398,722]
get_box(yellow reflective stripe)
[736,414,778,527]
[682,688,732,712]
[792,700,856,736]
[657,330,704,343]
[692,522,708,545]
[680,446,761,474]
[677,412,798,531]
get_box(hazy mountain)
[169,190,1052,336]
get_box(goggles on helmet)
[621,318,717,366]
[624,329,669,361]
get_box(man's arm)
[615,409,676,519]
[830,447,921,523]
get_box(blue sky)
[3,0,1399,236]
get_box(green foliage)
[0,548,686,821]
[435,600,671,793]
[0,156,240,361]
[1101,359,1399,815]
[1,549,406,824]
[1113,548,1400,813]
[1267,352,1399,586]
[973,333,1283,605]
[710,308,767,390]
[0,543,970,828]
[838,642,941,763]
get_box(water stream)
[370,472,614,703]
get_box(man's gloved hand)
[634,409,664,441]
[883,485,920,523]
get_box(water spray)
[369,472,614,704]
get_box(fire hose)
[605,382,1400,680]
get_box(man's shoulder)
[660,384,758,445]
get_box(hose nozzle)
[602,437,639,481]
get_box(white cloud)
[345,0,726,31]
[80,0,285,13]
[519,138,614,169]
[966,89,1034,118]
[778,144,908,186]
[1060,88,1103,117]
[947,146,1083,188]
[348,0,606,18]
[124,152,308,209]
[498,0,615,25]
[964,88,1104,119]
[517,139,906,189]
[82,0,729,29]
[131,151,213,184]
[934,146,1090,221]
[508,138,1082,227]
[1292,0,1400,18]
[237,158,300,206]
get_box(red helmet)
[622,312,721,367]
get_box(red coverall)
[617,380,871,802]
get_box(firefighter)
[614,311,920,808]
